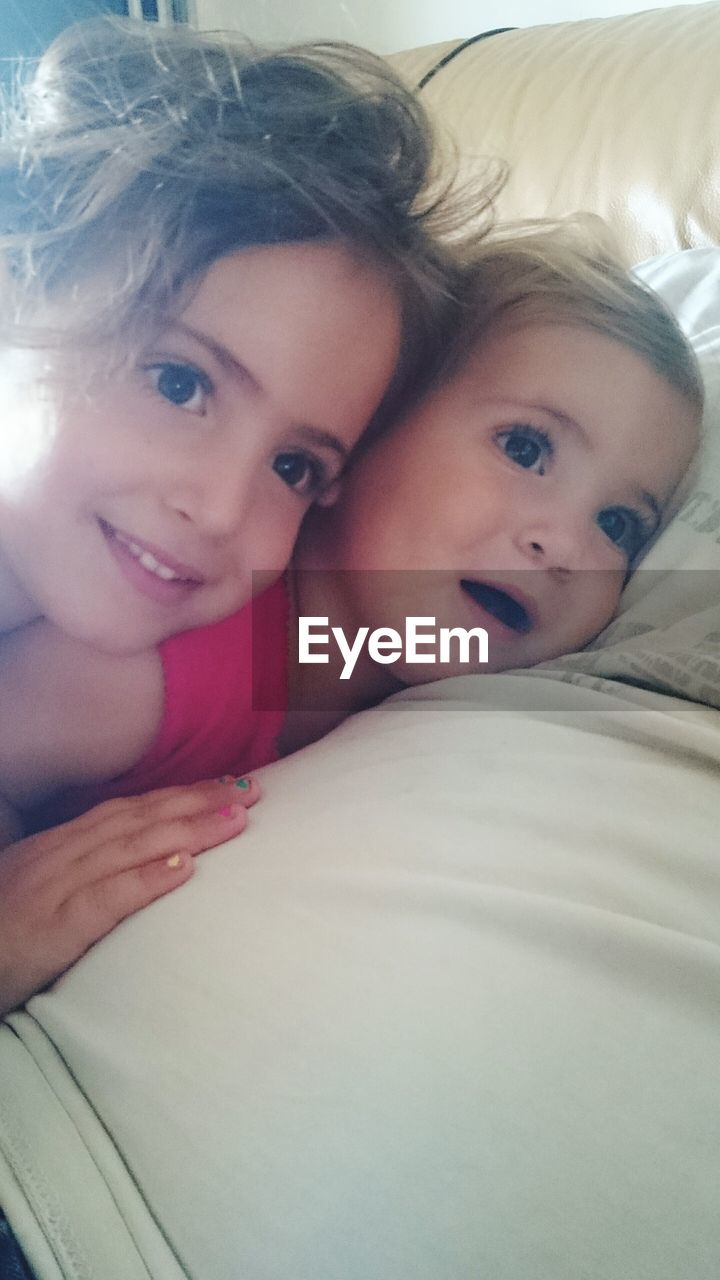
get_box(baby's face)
[328,322,699,680]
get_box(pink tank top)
[57,577,289,816]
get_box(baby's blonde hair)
[449,220,704,415]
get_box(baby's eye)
[273,451,331,501]
[146,362,212,415]
[596,506,646,559]
[496,424,553,475]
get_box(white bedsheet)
[2,673,719,1279]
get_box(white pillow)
[527,248,720,708]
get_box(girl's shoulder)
[0,621,163,810]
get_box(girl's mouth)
[460,579,534,634]
[99,519,205,605]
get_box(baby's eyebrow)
[636,489,662,529]
[494,397,589,443]
[528,402,587,441]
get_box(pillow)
[526,247,720,709]
[390,6,720,263]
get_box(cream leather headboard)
[390,2,720,262]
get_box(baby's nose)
[516,514,587,572]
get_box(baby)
[282,226,703,745]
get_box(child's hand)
[0,777,258,1017]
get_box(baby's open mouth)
[460,580,533,634]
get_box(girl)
[0,16,470,1009]
[0,227,703,1016]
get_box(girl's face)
[326,322,699,680]
[0,240,401,654]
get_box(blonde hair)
[449,221,704,414]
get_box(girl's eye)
[146,362,212,415]
[596,506,646,559]
[496,424,553,475]
[273,451,331,500]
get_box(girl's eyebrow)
[294,426,351,463]
[168,319,262,390]
[162,320,350,462]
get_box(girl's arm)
[0,623,263,1013]
[0,623,261,1014]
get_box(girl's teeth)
[115,532,180,581]
[138,550,177,580]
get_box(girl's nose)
[167,453,256,539]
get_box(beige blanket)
[2,672,719,1279]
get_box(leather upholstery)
[390,3,720,261]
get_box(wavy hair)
[0,17,489,410]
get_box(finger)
[60,805,251,944]
[215,775,261,808]
[67,801,251,888]
[90,775,261,819]
[0,804,250,1007]
[113,774,261,814]
[52,852,195,972]
[82,777,252,823]
[34,779,254,868]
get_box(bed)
[1,4,720,1277]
